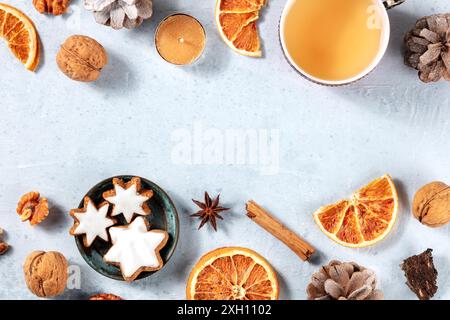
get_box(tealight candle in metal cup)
[155,14,206,66]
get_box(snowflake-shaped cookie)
[104,216,168,281]
[103,177,154,223]
[70,197,116,247]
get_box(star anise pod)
[191,192,229,231]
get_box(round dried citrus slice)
[0,3,40,71]
[215,0,266,57]
[186,247,279,300]
[313,174,398,248]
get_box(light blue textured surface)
[0,0,449,300]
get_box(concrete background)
[0,0,449,300]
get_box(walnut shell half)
[413,181,450,228]
[56,35,108,82]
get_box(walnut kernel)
[0,227,8,255]
[16,191,49,226]
[0,242,9,255]
[33,0,70,15]
[56,35,108,82]
[89,294,123,300]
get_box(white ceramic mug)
[279,0,405,86]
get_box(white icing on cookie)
[105,183,150,223]
[73,200,114,247]
[104,217,167,279]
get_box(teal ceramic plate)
[74,175,179,281]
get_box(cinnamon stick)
[246,200,316,261]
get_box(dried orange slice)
[186,247,279,300]
[313,174,398,248]
[0,3,40,71]
[215,0,266,57]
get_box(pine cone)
[84,0,152,30]
[306,260,384,300]
[404,14,450,83]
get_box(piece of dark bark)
[401,249,438,300]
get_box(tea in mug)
[282,0,384,82]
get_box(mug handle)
[383,0,405,9]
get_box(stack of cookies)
[69,177,168,282]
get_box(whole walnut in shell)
[413,182,450,228]
[56,35,108,82]
[33,0,70,15]
[24,251,68,298]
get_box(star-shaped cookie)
[103,177,154,223]
[70,197,116,247]
[104,216,168,281]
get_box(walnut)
[0,227,8,255]
[89,294,123,300]
[33,0,70,15]
[0,242,8,255]
[413,181,450,228]
[56,35,108,82]
[24,251,68,298]
[16,191,49,226]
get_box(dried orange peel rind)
[186,247,279,300]
[0,3,40,71]
[215,0,266,57]
[313,174,399,248]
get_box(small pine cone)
[84,0,153,30]
[33,0,70,15]
[306,260,384,300]
[404,14,450,83]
